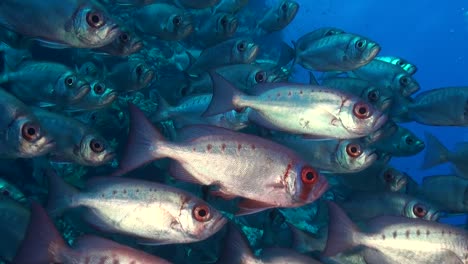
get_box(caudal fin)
[322,201,360,257]
[150,90,173,122]
[113,103,168,176]
[217,224,255,264]
[422,132,449,170]
[46,169,79,218]
[13,202,68,264]
[202,72,244,117]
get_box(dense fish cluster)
[0,0,466,263]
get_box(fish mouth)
[401,84,420,97]
[103,151,116,163]
[72,84,91,102]
[210,215,228,235]
[246,44,260,63]
[367,44,381,60]
[430,211,441,221]
[101,91,118,105]
[130,40,143,54]
[140,69,155,88]
[365,150,378,164]
[373,112,388,131]
[394,175,408,191]
[415,140,425,150]
[379,96,393,112]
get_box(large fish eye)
[353,102,371,119]
[281,3,288,11]
[255,71,267,83]
[237,41,246,52]
[135,65,143,76]
[173,16,182,26]
[399,76,409,86]
[21,122,41,142]
[383,169,394,182]
[412,203,428,218]
[65,76,76,87]
[301,166,319,185]
[405,136,415,145]
[346,143,362,158]
[119,32,130,43]
[193,204,211,222]
[86,11,105,28]
[367,90,380,102]
[93,83,105,95]
[355,39,366,51]
[220,16,228,27]
[90,139,105,153]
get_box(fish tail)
[13,202,68,264]
[422,132,449,170]
[46,169,79,217]
[288,223,321,253]
[322,201,360,257]
[113,103,168,176]
[150,90,172,122]
[217,223,255,264]
[202,71,244,117]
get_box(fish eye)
[90,139,105,153]
[255,71,266,83]
[237,41,246,52]
[21,122,41,142]
[325,30,334,36]
[412,203,428,218]
[346,143,362,157]
[281,3,288,11]
[86,11,105,29]
[396,60,405,66]
[405,136,414,145]
[399,76,409,86]
[367,90,379,102]
[301,166,319,185]
[93,83,105,95]
[193,204,211,222]
[65,76,76,87]
[353,102,371,119]
[119,33,130,43]
[220,16,228,27]
[173,16,182,26]
[1,190,9,196]
[383,170,394,182]
[135,65,143,76]
[355,39,366,50]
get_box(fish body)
[118,104,328,215]
[0,195,29,262]
[0,0,120,48]
[106,60,154,92]
[93,28,143,56]
[369,123,425,157]
[195,12,238,47]
[257,0,299,33]
[48,173,226,245]
[65,79,117,112]
[295,33,380,71]
[204,73,387,139]
[323,202,468,264]
[419,175,468,213]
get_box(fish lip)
[72,84,91,102]
[141,70,155,87]
[103,151,116,163]
[131,41,144,53]
[373,112,388,131]
[211,215,228,234]
[379,97,393,111]
[365,150,378,164]
[102,91,118,105]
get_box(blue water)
[282,0,468,225]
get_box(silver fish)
[65,79,117,112]
[195,12,238,47]
[419,175,468,214]
[106,60,154,93]
[257,0,299,33]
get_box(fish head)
[72,5,121,47]
[361,85,393,112]
[177,197,227,242]
[77,133,115,166]
[56,72,91,103]
[216,13,238,37]
[404,199,441,221]
[289,163,328,204]
[393,73,420,97]
[89,80,118,106]
[277,0,299,25]
[380,167,408,192]
[336,140,377,172]
[339,98,388,137]
[397,129,425,155]
[232,38,259,64]
[165,12,194,40]
[347,36,380,66]
[109,29,143,56]
[8,115,55,158]
[131,62,154,90]
[78,62,101,79]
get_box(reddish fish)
[116,103,328,215]
[14,202,172,264]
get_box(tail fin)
[289,223,324,253]
[149,90,173,122]
[112,103,168,176]
[322,201,360,257]
[46,169,79,217]
[217,224,255,264]
[13,202,68,264]
[202,72,244,117]
[422,132,449,170]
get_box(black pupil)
[350,146,357,153]
[174,17,181,25]
[27,127,36,136]
[282,4,287,11]
[369,92,377,100]
[198,209,207,217]
[417,207,423,213]
[221,17,227,26]
[401,78,408,84]
[306,171,314,180]
[120,33,129,42]
[385,173,393,181]
[398,61,404,65]
[357,41,363,48]
[406,137,414,145]
[180,87,188,97]
[92,14,100,24]
[67,78,73,85]
[256,73,264,82]
[238,43,245,50]
[136,66,143,75]
[358,107,367,115]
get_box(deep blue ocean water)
[280,0,468,225]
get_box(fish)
[33,108,115,166]
[93,27,143,56]
[321,77,393,112]
[369,122,425,157]
[64,79,117,112]
[0,0,121,48]
[270,132,377,173]
[0,195,30,262]
[418,175,468,214]
[323,201,468,264]
[47,171,227,245]
[217,223,322,264]
[15,201,173,264]
[294,32,380,71]
[194,12,238,47]
[0,178,26,203]
[188,37,259,74]
[0,61,90,107]
[116,104,328,215]
[406,86,468,126]
[339,192,440,222]
[204,72,387,139]
[0,89,55,158]
[423,132,468,178]
[256,0,299,33]
[213,0,249,14]
[106,60,154,93]
[134,3,194,41]
[375,56,418,75]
